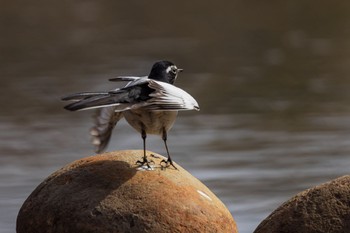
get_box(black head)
[148,60,183,84]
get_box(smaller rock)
[17,150,237,233]
[254,175,350,233]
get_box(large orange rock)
[17,150,237,233]
[254,175,350,233]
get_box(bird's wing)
[90,107,124,153]
[109,76,149,88]
[62,78,153,111]
[62,78,199,112]
[140,80,200,111]
[61,92,109,101]
[109,76,147,82]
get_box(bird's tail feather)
[90,107,123,153]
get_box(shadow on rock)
[17,159,137,233]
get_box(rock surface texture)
[17,150,237,233]
[254,175,350,233]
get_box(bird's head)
[148,60,183,84]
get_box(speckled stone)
[17,150,237,233]
[254,175,350,233]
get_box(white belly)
[123,110,178,135]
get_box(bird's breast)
[123,110,178,135]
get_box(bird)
[62,60,199,169]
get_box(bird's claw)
[160,159,177,170]
[136,157,154,169]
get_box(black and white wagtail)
[62,61,199,169]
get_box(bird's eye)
[170,66,177,74]
[166,65,177,74]
[166,66,178,75]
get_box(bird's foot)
[160,159,178,170]
[136,156,154,169]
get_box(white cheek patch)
[166,65,177,73]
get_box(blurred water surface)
[1,2,350,233]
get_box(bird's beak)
[177,68,184,73]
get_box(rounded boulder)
[17,150,237,233]
[254,175,350,233]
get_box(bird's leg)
[136,129,153,168]
[160,129,177,169]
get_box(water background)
[1,2,350,232]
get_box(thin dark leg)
[136,129,152,168]
[160,129,177,169]
[142,129,147,161]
